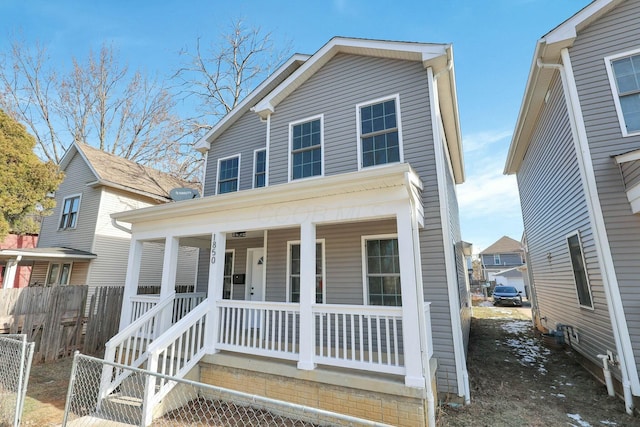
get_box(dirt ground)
[17,305,638,427]
[437,304,636,427]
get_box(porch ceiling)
[112,163,422,226]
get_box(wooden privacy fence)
[0,285,123,363]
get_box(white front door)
[247,248,264,302]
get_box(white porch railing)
[130,292,206,324]
[130,295,160,323]
[216,300,300,360]
[313,304,404,375]
[143,299,209,426]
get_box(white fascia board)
[193,54,311,152]
[614,148,640,164]
[253,37,449,117]
[544,0,619,45]
[625,182,640,214]
[86,179,169,203]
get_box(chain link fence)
[63,353,392,427]
[0,334,35,427]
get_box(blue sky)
[0,0,592,252]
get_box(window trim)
[58,194,82,230]
[604,48,640,137]
[494,254,501,265]
[565,231,594,310]
[286,239,326,303]
[45,262,73,286]
[216,154,241,195]
[361,233,400,306]
[287,114,325,182]
[356,94,404,170]
[222,249,235,300]
[253,148,267,189]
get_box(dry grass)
[437,306,635,427]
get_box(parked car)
[492,286,523,307]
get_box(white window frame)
[288,114,324,182]
[45,262,73,286]
[222,249,235,300]
[356,94,404,170]
[604,48,640,137]
[494,254,501,265]
[58,193,82,230]
[566,231,594,310]
[253,148,267,188]
[286,239,326,303]
[361,233,400,306]
[216,154,241,195]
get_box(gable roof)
[480,236,523,255]
[59,142,198,202]
[196,36,464,184]
[504,0,625,174]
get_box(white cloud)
[463,129,512,153]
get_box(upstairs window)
[567,232,593,309]
[494,254,501,265]
[59,195,81,229]
[254,149,266,188]
[358,95,402,168]
[606,51,640,135]
[217,155,240,194]
[290,116,323,180]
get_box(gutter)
[539,50,637,414]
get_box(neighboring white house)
[505,0,640,414]
[0,142,199,292]
[104,37,470,427]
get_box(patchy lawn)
[437,306,635,427]
[21,356,73,426]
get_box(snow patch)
[567,413,592,427]
[599,421,617,426]
[505,337,550,373]
[501,320,531,335]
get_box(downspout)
[428,66,471,405]
[111,218,132,234]
[538,50,636,414]
[404,173,436,427]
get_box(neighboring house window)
[46,262,72,285]
[357,95,402,168]
[494,254,501,265]
[59,195,81,229]
[289,115,323,180]
[363,236,401,306]
[566,232,593,308]
[254,149,266,188]
[217,155,240,194]
[288,241,324,303]
[222,250,234,299]
[606,51,640,135]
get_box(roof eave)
[87,179,170,203]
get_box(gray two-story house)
[106,37,469,426]
[505,0,640,413]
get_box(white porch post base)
[405,375,426,388]
[297,221,316,371]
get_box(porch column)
[119,239,143,331]
[159,236,180,332]
[298,221,316,370]
[206,232,226,353]
[397,207,426,388]
[2,257,20,289]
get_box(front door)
[247,248,264,302]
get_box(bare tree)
[173,19,291,134]
[0,40,199,179]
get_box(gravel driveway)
[437,305,636,427]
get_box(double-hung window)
[59,195,80,229]
[217,155,240,194]
[363,236,401,306]
[254,149,266,188]
[290,116,323,180]
[358,95,402,168]
[288,241,324,303]
[46,262,72,285]
[606,51,640,135]
[566,232,593,309]
[494,254,501,265]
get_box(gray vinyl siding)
[481,253,523,267]
[569,0,640,372]
[620,159,640,189]
[37,151,100,252]
[516,74,618,374]
[203,110,267,197]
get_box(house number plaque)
[210,234,217,264]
